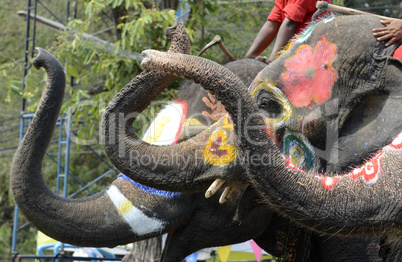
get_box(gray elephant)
[10,18,389,261]
[140,52,382,261]
[101,15,401,261]
[8,21,271,262]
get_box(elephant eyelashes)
[257,90,282,118]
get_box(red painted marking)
[209,136,228,157]
[281,36,337,109]
[362,152,384,183]
[393,45,402,60]
[351,167,363,181]
[321,176,338,190]
[285,132,401,189]
[389,132,402,150]
[172,100,188,144]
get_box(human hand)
[372,19,402,47]
[255,56,272,64]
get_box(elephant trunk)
[103,50,269,192]
[101,21,227,193]
[10,49,176,247]
[141,51,267,152]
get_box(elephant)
[9,20,273,262]
[140,55,382,261]
[9,19,194,252]
[100,14,402,261]
[10,18,388,261]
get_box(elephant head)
[140,54,382,262]
[101,14,401,259]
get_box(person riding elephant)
[245,0,332,64]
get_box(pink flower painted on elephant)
[281,36,338,109]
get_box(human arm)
[267,17,299,62]
[245,20,281,59]
[372,19,402,47]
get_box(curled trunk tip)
[32,47,64,72]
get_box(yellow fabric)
[37,231,58,246]
[206,251,274,261]
[217,245,231,262]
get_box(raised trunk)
[139,50,402,239]
[101,21,233,193]
[10,48,189,248]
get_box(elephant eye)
[257,90,283,118]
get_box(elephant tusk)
[219,186,234,204]
[205,178,225,198]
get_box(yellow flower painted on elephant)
[203,129,237,165]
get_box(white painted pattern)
[142,101,185,145]
[107,185,165,236]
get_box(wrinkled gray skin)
[8,27,271,261]
[147,57,382,261]
[7,47,381,262]
[150,65,383,261]
[10,18,388,261]
[102,15,401,261]
[117,175,271,262]
[10,20,194,248]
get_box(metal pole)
[12,0,37,254]
[64,112,72,198]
